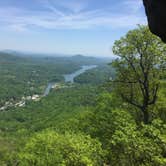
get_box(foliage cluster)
[0,26,166,166]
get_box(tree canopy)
[18,131,104,166]
[112,25,166,124]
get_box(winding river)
[44,65,97,96]
[63,65,97,83]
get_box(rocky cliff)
[143,0,166,42]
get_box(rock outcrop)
[143,0,166,42]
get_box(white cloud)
[38,0,88,13]
[123,0,143,13]
[9,24,28,32]
[55,0,88,13]
[0,0,146,32]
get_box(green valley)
[0,26,166,166]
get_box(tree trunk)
[142,108,149,124]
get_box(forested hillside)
[74,64,115,85]
[0,26,166,166]
[0,53,109,107]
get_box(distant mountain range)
[1,49,69,58]
[0,50,113,66]
[1,49,114,59]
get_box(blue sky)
[0,0,147,57]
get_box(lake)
[63,65,97,83]
[44,65,97,96]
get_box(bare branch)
[121,93,142,109]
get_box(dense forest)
[74,64,115,85]
[0,53,109,107]
[0,26,166,166]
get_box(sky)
[0,0,147,57]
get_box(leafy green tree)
[109,116,166,166]
[112,26,166,124]
[18,130,104,166]
[94,94,166,165]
